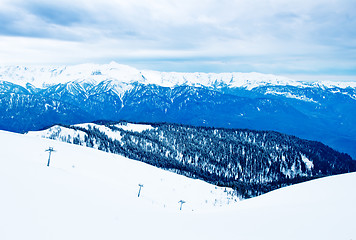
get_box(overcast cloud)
[0,0,355,79]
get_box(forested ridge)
[38,121,356,198]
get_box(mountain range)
[1,62,356,159]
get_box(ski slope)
[1,130,355,240]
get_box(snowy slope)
[1,130,356,240]
[1,130,238,211]
[2,61,355,90]
[27,122,356,195]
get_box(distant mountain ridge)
[27,121,356,198]
[1,62,356,89]
[1,62,356,159]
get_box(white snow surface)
[1,130,356,240]
[113,122,154,132]
[27,123,154,143]
[1,61,355,90]
[264,89,318,103]
[301,154,314,170]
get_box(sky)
[0,0,355,80]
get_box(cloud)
[0,0,355,78]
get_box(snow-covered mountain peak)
[0,62,143,88]
[138,70,301,89]
[0,62,303,89]
[1,62,355,90]
[311,80,356,89]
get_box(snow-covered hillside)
[1,130,238,212]
[26,121,356,199]
[1,61,355,90]
[1,130,355,240]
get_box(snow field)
[1,130,355,240]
